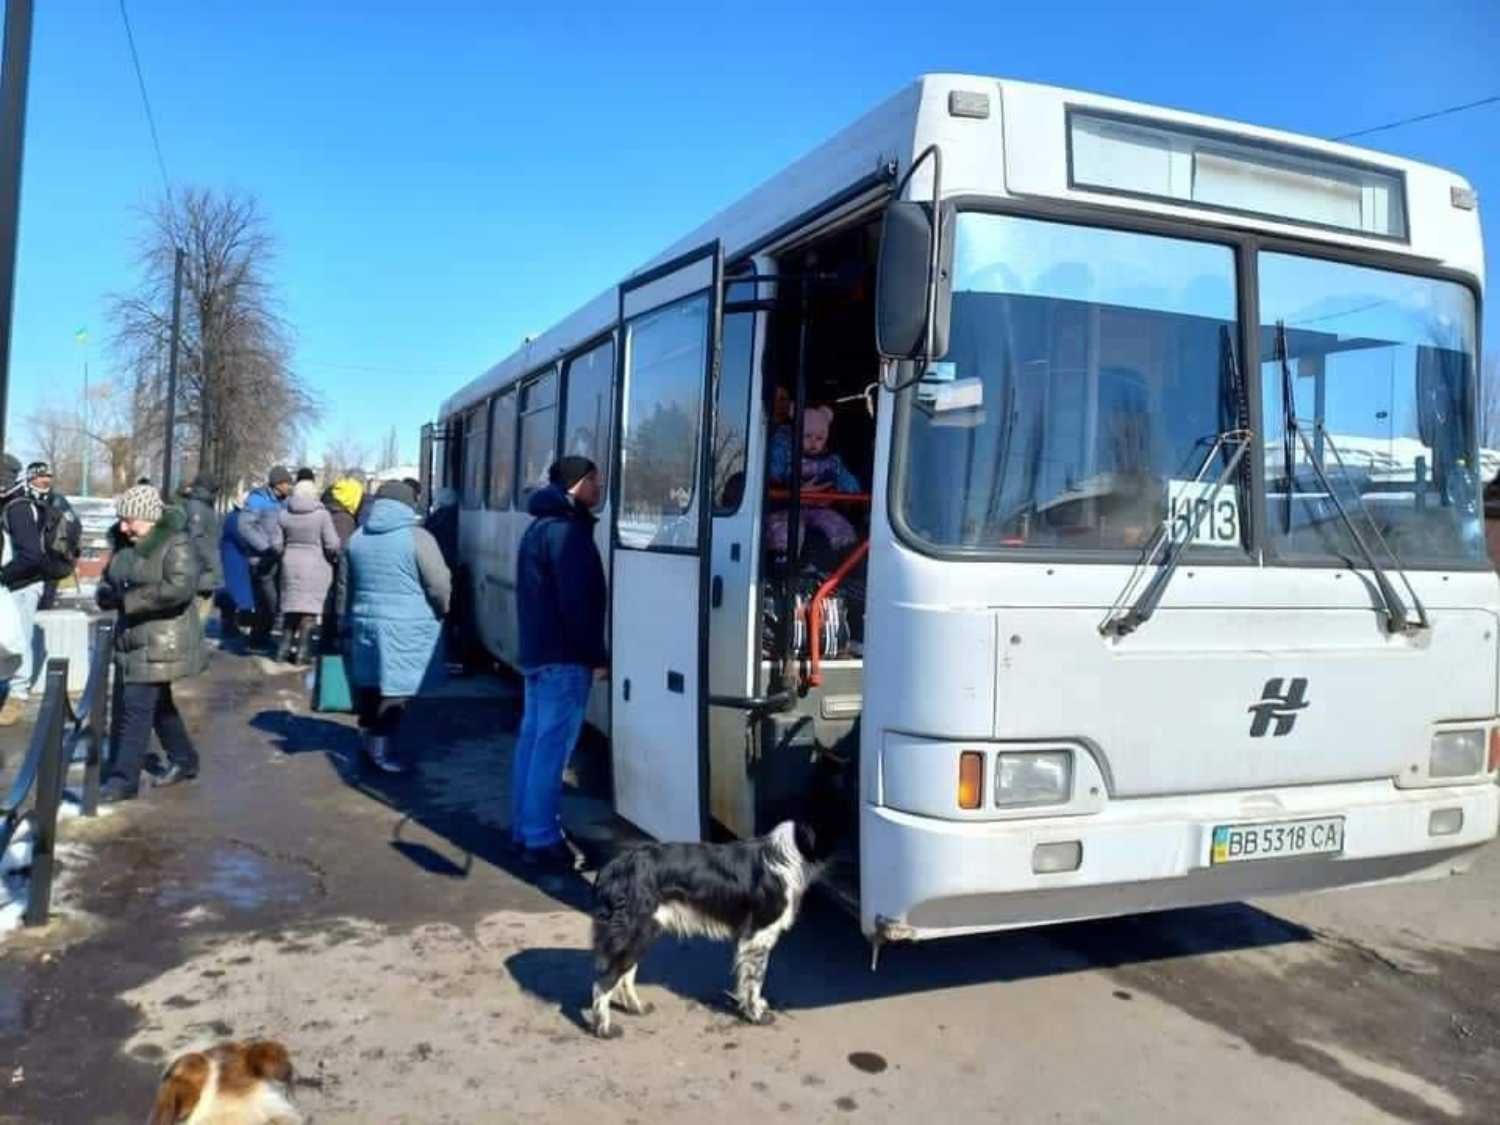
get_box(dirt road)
[1,648,1496,1123]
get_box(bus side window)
[461,405,487,510]
[518,369,559,506]
[714,306,756,515]
[561,339,615,509]
[489,390,516,511]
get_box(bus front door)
[609,242,724,842]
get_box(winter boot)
[364,734,410,775]
[0,696,24,726]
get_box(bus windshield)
[1259,252,1483,566]
[897,212,1242,553]
[896,211,1483,567]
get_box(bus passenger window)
[619,297,709,549]
[488,390,516,511]
[714,306,755,515]
[562,340,614,507]
[517,370,558,506]
[461,405,487,510]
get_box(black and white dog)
[588,820,824,1038]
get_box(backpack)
[40,501,81,579]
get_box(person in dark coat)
[423,487,459,570]
[337,480,450,773]
[510,456,606,870]
[27,462,81,611]
[320,478,363,648]
[0,454,47,725]
[96,485,206,802]
[179,473,224,629]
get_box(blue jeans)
[5,583,42,701]
[511,663,592,849]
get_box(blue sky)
[8,0,1498,470]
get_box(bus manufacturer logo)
[1248,677,1309,737]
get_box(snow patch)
[0,824,32,932]
[175,904,222,928]
[1,799,102,936]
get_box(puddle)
[154,841,323,913]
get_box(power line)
[1333,94,1500,141]
[117,0,172,201]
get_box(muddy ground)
[1,643,1497,1123]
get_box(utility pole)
[0,0,34,457]
[160,246,183,496]
[80,358,89,496]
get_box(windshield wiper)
[1276,321,1297,533]
[1100,427,1253,638]
[1274,322,1428,635]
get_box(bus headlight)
[995,750,1072,807]
[1430,730,1485,778]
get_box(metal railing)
[1,620,113,927]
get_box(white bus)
[428,75,1496,950]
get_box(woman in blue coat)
[217,505,256,639]
[335,480,451,773]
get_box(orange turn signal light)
[958,751,984,810]
[1488,727,1500,773]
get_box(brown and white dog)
[147,1040,301,1125]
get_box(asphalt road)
[1,645,1496,1123]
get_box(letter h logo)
[1248,677,1309,738]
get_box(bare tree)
[322,426,370,480]
[24,376,150,495]
[377,425,400,471]
[111,187,320,492]
[24,406,86,492]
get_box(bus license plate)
[1210,817,1344,865]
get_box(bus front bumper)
[859,778,1499,941]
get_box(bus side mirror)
[875,200,954,361]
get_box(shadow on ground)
[506,891,1313,1025]
[247,677,598,915]
[244,654,1318,1019]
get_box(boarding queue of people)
[0,458,457,805]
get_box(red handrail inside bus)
[768,488,872,507]
[807,538,870,688]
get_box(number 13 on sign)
[1166,479,1240,547]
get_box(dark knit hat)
[548,456,598,492]
[268,464,293,487]
[376,479,419,510]
[25,461,50,481]
[0,454,22,490]
[295,466,316,482]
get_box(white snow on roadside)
[0,791,109,936]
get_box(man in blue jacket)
[238,465,292,648]
[511,456,606,871]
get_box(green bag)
[313,652,354,713]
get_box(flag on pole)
[73,326,88,345]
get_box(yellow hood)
[330,478,364,515]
